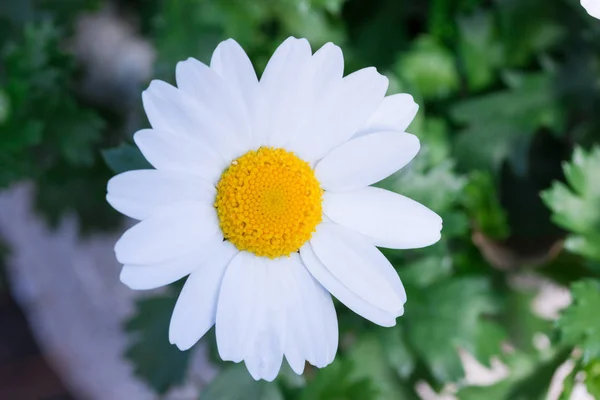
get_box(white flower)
[107,37,442,381]
[582,0,600,19]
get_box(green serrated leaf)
[102,143,152,174]
[558,280,600,363]
[202,363,284,400]
[542,146,600,262]
[125,295,191,395]
[452,73,563,174]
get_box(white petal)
[283,42,344,160]
[216,252,284,381]
[258,37,313,148]
[311,42,344,92]
[133,129,225,185]
[280,254,338,372]
[301,67,388,162]
[107,170,215,220]
[582,0,600,19]
[216,251,257,363]
[210,39,259,110]
[310,222,404,313]
[300,243,399,327]
[114,202,221,265]
[169,241,238,350]
[323,187,442,249]
[142,80,247,162]
[315,131,420,192]
[244,258,285,381]
[119,244,218,290]
[175,58,251,145]
[357,94,419,136]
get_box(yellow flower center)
[215,147,323,258]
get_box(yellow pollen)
[215,147,323,258]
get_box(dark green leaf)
[102,143,152,174]
[125,295,191,395]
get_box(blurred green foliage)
[5,0,600,398]
[0,0,122,231]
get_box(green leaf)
[379,327,416,380]
[558,280,600,363]
[452,73,563,174]
[299,358,379,400]
[463,171,510,240]
[473,321,507,368]
[542,146,600,262]
[584,359,600,398]
[347,334,416,399]
[405,277,504,383]
[502,290,552,353]
[457,12,500,91]
[124,295,191,395]
[395,36,460,100]
[102,143,152,174]
[202,363,284,400]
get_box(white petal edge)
[356,94,419,137]
[259,37,313,148]
[114,202,221,265]
[279,254,338,373]
[210,39,259,110]
[300,242,400,327]
[284,42,345,161]
[315,131,420,192]
[301,67,389,163]
[582,0,600,19]
[309,222,405,313]
[175,58,251,145]
[323,186,442,249]
[133,129,225,185]
[107,169,216,220]
[119,242,222,290]
[169,241,239,350]
[142,80,248,162]
[216,252,284,381]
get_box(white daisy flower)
[582,0,600,19]
[107,37,442,381]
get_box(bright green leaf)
[542,147,600,262]
[558,280,600,363]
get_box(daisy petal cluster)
[107,37,442,381]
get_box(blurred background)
[1,0,600,399]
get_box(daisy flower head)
[107,37,442,381]
[582,0,600,19]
